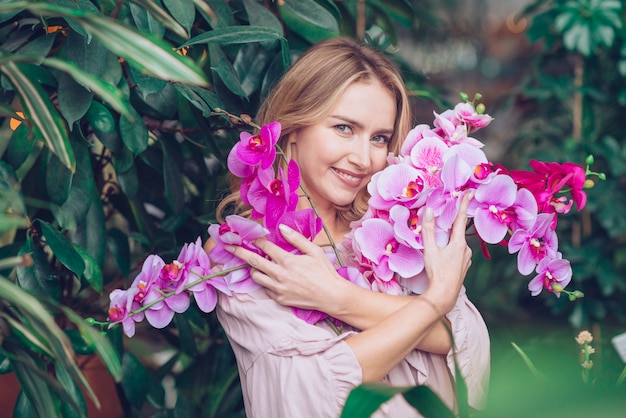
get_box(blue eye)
[335,124,351,133]
[371,135,391,144]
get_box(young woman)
[208,37,490,417]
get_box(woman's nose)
[348,136,371,169]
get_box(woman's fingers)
[420,207,437,254]
[449,191,474,243]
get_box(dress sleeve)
[217,289,363,418]
[444,286,491,410]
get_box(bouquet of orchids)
[106,94,599,337]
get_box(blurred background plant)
[1,0,626,416]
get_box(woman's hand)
[420,191,474,314]
[225,225,342,311]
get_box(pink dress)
[216,283,490,417]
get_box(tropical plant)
[0,0,436,416]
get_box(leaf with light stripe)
[43,57,131,118]
[0,58,75,172]
[181,25,284,48]
[0,2,208,86]
[131,0,189,38]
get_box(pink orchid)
[408,136,448,187]
[208,215,269,292]
[248,160,300,229]
[469,175,514,243]
[368,163,428,211]
[528,254,572,296]
[454,102,494,130]
[433,109,485,148]
[427,154,473,230]
[107,287,144,337]
[508,213,559,275]
[509,160,587,214]
[235,121,281,169]
[267,209,323,253]
[400,124,438,156]
[354,218,425,282]
[130,254,189,329]
[177,237,231,313]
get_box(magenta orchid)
[108,98,597,337]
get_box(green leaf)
[16,236,58,299]
[181,25,284,48]
[45,151,73,206]
[209,44,246,97]
[279,0,338,43]
[133,0,190,38]
[55,69,94,129]
[173,314,198,356]
[243,0,283,35]
[69,13,207,85]
[161,140,185,213]
[0,2,208,85]
[12,354,58,418]
[121,352,149,410]
[61,307,122,382]
[56,364,88,418]
[200,0,236,28]
[73,188,106,266]
[0,59,75,172]
[340,383,455,418]
[106,227,131,277]
[119,105,148,154]
[72,244,103,293]
[174,83,224,116]
[65,329,96,355]
[85,100,121,153]
[0,213,29,232]
[0,161,26,215]
[39,220,85,278]
[130,0,166,39]
[162,0,195,34]
[44,57,131,118]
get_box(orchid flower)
[528,254,572,296]
[508,213,559,275]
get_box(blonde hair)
[217,37,413,224]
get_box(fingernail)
[278,224,292,235]
[467,190,475,200]
[424,207,433,222]
[224,245,235,253]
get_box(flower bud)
[598,173,606,180]
[573,290,585,299]
[474,92,483,101]
[476,103,486,114]
[460,92,469,102]
[585,155,594,165]
[551,283,564,293]
[583,179,595,189]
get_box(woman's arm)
[222,193,473,363]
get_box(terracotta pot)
[0,355,123,417]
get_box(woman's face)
[291,80,396,212]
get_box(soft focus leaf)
[341,383,455,418]
[162,0,195,34]
[181,25,284,48]
[61,307,122,381]
[121,352,149,410]
[209,44,246,97]
[279,0,338,43]
[0,58,75,172]
[161,140,185,213]
[132,0,189,38]
[106,227,131,277]
[39,220,85,278]
[72,244,103,293]
[119,105,148,154]
[56,364,88,418]
[44,57,130,117]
